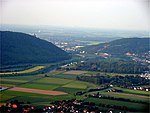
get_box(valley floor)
[0,69,149,113]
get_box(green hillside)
[82,38,150,55]
[0,31,71,65]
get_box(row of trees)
[88,92,148,104]
[75,59,148,74]
[76,75,149,87]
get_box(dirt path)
[9,87,67,96]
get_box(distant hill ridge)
[0,31,71,65]
[82,38,150,55]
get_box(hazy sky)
[1,0,149,31]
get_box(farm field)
[34,77,73,85]
[62,81,87,89]
[0,66,45,75]
[0,70,98,105]
[19,83,60,90]
[0,94,15,102]
[84,98,148,111]
[64,70,87,75]
[51,73,78,80]
[0,79,27,83]
[1,89,79,107]
[115,87,150,96]
[99,92,149,102]
[0,69,149,112]
[9,87,67,96]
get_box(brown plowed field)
[9,87,67,96]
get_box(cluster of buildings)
[133,86,149,92]
[96,52,111,58]
[140,72,150,80]
[126,52,150,64]
[127,85,150,92]
[107,89,123,93]
[52,41,85,53]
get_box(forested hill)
[0,31,71,65]
[82,38,150,55]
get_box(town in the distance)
[0,25,150,113]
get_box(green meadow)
[84,98,148,111]
[0,66,45,75]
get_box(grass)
[3,75,43,81]
[12,94,75,107]
[0,84,16,87]
[0,79,28,86]
[0,75,43,86]
[48,70,64,75]
[1,81,21,86]
[62,81,88,89]
[0,66,45,75]
[115,87,150,96]
[1,69,148,112]
[98,92,149,102]
[64,70,87,75]
[0,94,15,102]
[1,90,75,106]
[84,98,148,111]
[0,79,27,83]
[19,83,60,90]
[51,74,78,80]
[0,90,49,103]
[13,96,50,103]
[34,77,72,85]
[1,90,50,97]
[54,87,85,94]
[50,94,75,101]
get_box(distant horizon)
[1,0,149,31]
[1,24,149,32]
[1,24,149,40]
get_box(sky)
[0,0,149,31]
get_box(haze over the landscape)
[0,0,150,113]
[1,0,149,31]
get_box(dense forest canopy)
[64,59,149,74]
[0,31,71,65]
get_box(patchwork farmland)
[0,69,149,112]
